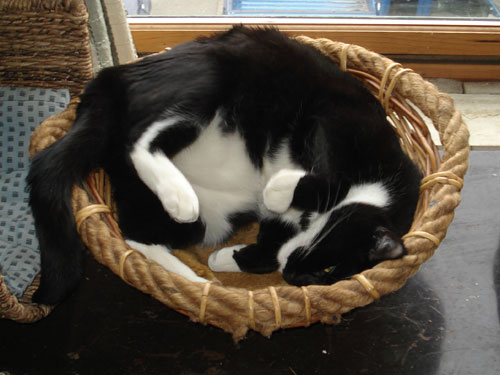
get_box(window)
[125,0,500,80]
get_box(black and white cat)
[28,26,422,305]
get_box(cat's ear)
[369,227,405,261]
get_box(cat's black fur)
[28,26,422,305]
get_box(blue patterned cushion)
[0,87,70,297]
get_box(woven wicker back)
[0,0,93,96]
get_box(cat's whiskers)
[307,205,354,254]
[323,180,332,212]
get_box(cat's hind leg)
[130,117,200,223]
[131,148,199,223]
[126,240,208,283]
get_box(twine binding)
[339,43,351,72]
[301,286,312,327]
[248,290,256,330]
[352,274,381,300]
[378,63,414,112]
[379,63,402,100]
[119,249,146,285]
[75,204,111,233]
[268,287,282,328]
[402,231,441,246]
[199,282,212,325]
[420,171,464,192]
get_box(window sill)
[129,18,500,80]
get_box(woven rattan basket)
[28,36,469,340]
[0,0,92,323]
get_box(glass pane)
[123,0,500,19]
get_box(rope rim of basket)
[29,35,470,340]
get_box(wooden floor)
[1,150,499,374]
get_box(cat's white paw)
[208,245,246,272]
[130,142,200,223]
[157,179,199,223]
[263,169,306,214]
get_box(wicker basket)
[29,36,469,340]
[0,0,93,323]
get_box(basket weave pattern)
[27,37,470,340]
[0,0,92,96]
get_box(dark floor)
[1,150,499,375]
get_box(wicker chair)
[0,0,93,322]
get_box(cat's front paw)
[263,169,306,214]
[208,245,246,272]
[157,181,199,223]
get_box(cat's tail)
[27,79,121,305]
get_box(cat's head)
[281,204,406,286]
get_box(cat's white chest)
[172,120,263,244]
[172,117,301,245]
[131,113,300,246]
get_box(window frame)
[129,18,500,80]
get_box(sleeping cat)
[28,26,422,305]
